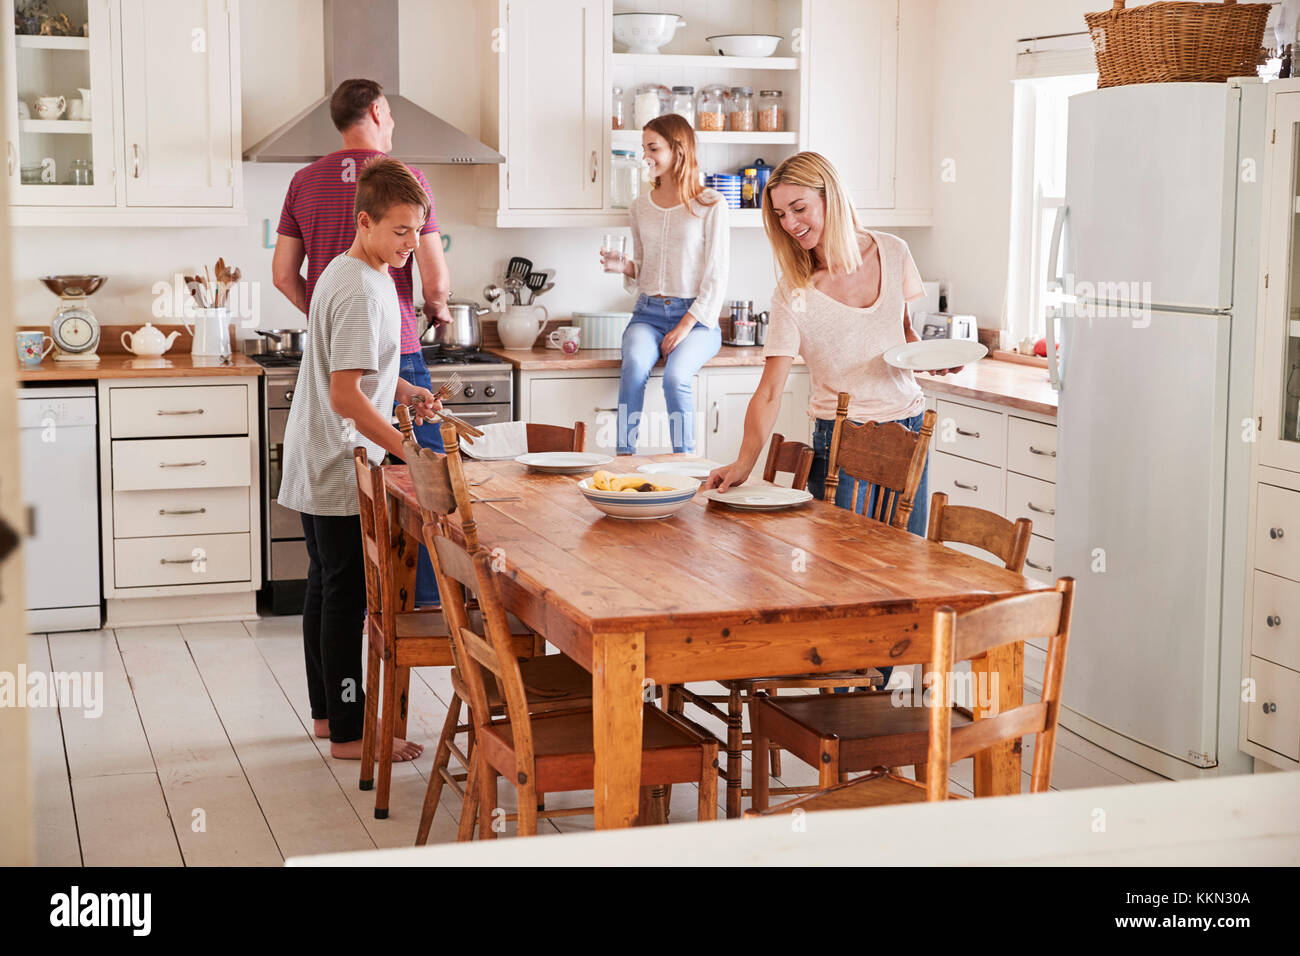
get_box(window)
[1005,35,1097,345]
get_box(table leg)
[591,630,645,829]
[972,641,1023,797]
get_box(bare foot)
[313,719,329,739]
[330,737,423,761]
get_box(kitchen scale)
[40,275,107,362]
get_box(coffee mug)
[34,95,65,120]
[17,331,54,367]
[548,326,581,355]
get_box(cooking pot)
[423,298,488,352]
[247,328,306,354]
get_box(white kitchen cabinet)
[703,365,810,465]
[4,0,244,225]
[119,0,234,207]
[526,371,693,456]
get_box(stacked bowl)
[706,173,742,209]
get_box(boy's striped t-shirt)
[277,148,438,355]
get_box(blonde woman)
[707,151,960,531]
[601,113,729,454]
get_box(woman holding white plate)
[706,151,965,536]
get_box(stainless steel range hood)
[244,0,503,165]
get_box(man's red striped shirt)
[277,148,439,355]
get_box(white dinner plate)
[637,460,719,480]
[882,339,987,371]
[703,484,814,511]
[514,452,614,474]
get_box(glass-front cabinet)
[1261,90,1300,473]
[3,0,116,205]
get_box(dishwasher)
[19,385,102,632]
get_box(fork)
[434,371,463,400]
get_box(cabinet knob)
[1270,527,1285,539]
[955,427,980,438]
[590,150,598,183]
[712,402,720,434]
[1262,701,1278,714]
[132,143,142,178]
[1266,615,1282,628]
[953,480,978,492]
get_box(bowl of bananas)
[577,470,700,520]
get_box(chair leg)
[751,728,771,811]
[415,694,461,845]
[457,753,480,842]
[818,751,839,790]
[725,684,744,819]
[478,766,499,839]
[763,688,783,777]
[517,783,538,836]
[661,684,687,816]
[699,742,718,821]
[393,665,411,740]
[359,641,381,791]
[374,654,397,819]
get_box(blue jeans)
[396,352,444,607]
[617,294,721,454]
[807,411,931,690]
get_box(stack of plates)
[706,174,742,209]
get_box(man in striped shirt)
[273,78,450,606]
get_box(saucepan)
[244,329,306,354]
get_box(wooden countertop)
[916,359,1057,417]
[484,344,796,371]
[16,323,263,382]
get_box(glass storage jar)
[610,149,640,208]
[697,87,726,131]
[611,86,625,130]
[633,83,669,129]
[728,86,754,131]
[757,89,785,132]
[669,85,696,128]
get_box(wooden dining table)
[382,454,1050,829]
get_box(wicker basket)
[1085,0,1270,87]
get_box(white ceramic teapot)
[121,322,181,357]
[497,304,549,350]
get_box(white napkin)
[459,420,529,460]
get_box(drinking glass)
[601,234,627,274]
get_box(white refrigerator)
[1049,80,1266,778]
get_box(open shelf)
[612,129,796,147]
[612,53,798,70]
[20,119,92,134]
[15,35,90,51]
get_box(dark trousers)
[395,351,443,607]
[301,512,367,743]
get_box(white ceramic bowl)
[613,13,686,54]
[577,473,700,520]
[706,34,781,57]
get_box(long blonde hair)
[761,152,863,290]
[644,113,718,217]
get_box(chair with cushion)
[747,577,1075,813]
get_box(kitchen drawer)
[930,451,1003,515]
[1006,472,1056,540]
[1251,571,1300,672]
[112,437,250,491]
[114,532,252,588]
[109,384,249,438]
[1006,416,1057,482]
[1245,656,1300,761]
[1256,484,1300,583]
[113,487,250,538]
[934,400,1005,467]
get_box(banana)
[590,471,672,493]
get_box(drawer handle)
[953,480,978,492]
[1027,502,1055,516]
[955,428,980,438]
[712,401,720,434]
[1261,701,1277,714]
[156,408,205,416]
[159,460,208,468]
[159,557,195,565]
[1266,615,1282,628]
[1025,559,1052,572]
[594,406,617,413]
[1270,527,1285,540]
[159,507,207,516]
[1028,445,1056,458]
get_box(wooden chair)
[928,492,1032,572]
[419,448,718,837]
[761,432,814,490]
[402,419,594,844]
[668,402,937,818]
[525,421,586,453]
[747,577,1075,812]
[825,391,937,527]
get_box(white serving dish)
[613,13,686,54]
[706,34,781,57]
[882,339,987,372]
[702,483,813,511]
[515,451,613,474]
[577,472,700,520]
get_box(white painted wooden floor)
[29,616,1166,866]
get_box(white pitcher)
[497,304,548,350]
[77,88,91,119]
[185,307,231,357]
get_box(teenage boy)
[274,77,449,608]
[278,157,441,760]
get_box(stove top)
[250,352,303,369]
[421,346,507,366]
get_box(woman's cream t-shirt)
[763,230,927,423]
